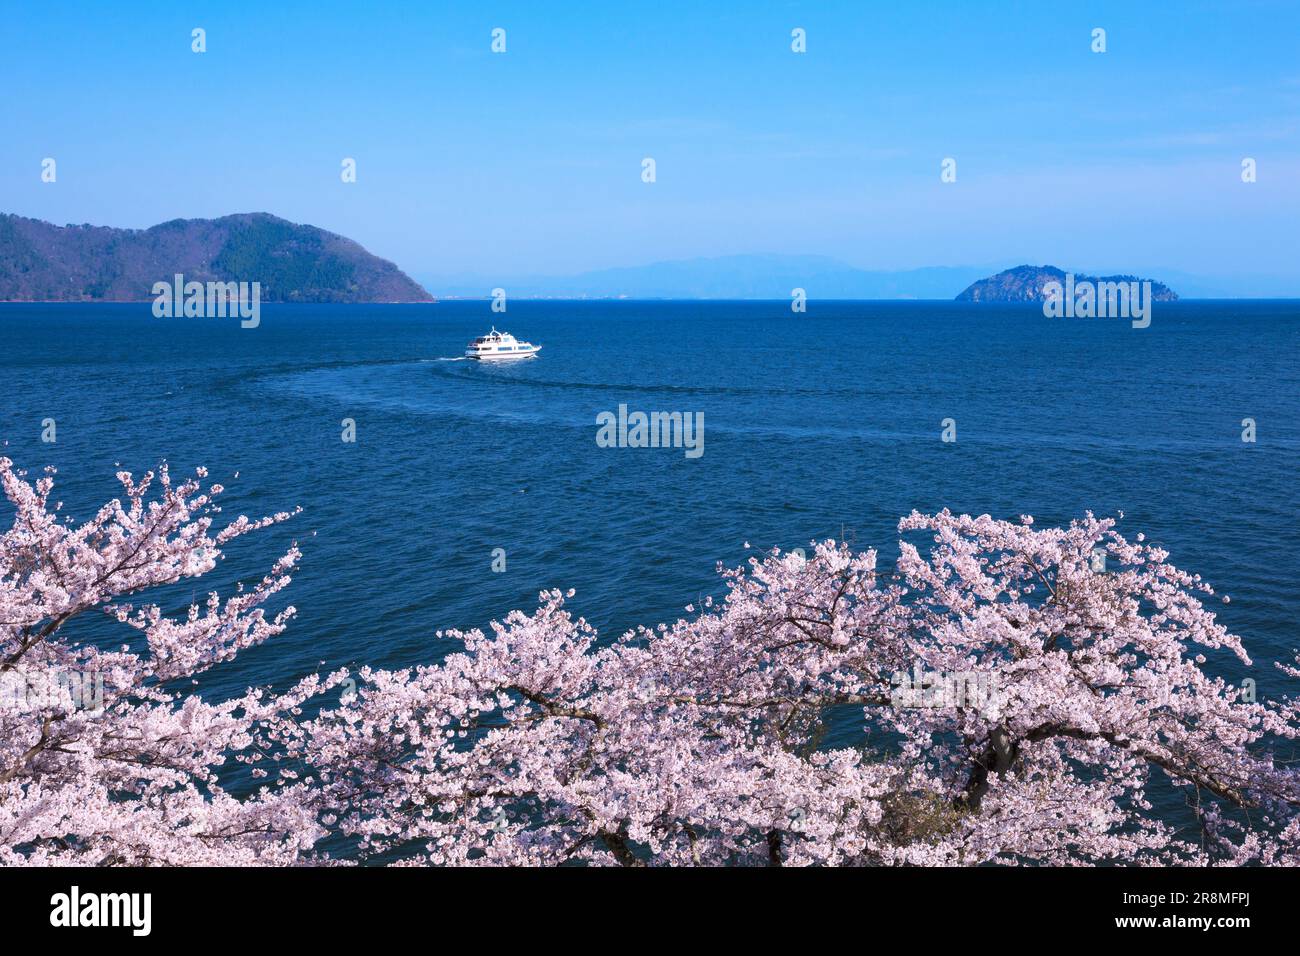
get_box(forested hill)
[0,212,433,302]
[956,265,1178,303]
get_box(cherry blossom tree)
[295,512,1300,866]
[4,455,1298,866]
[0,456,329,865]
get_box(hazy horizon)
[4,208,1297,297]
[413,253,1299,299]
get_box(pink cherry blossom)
[288,509,1300,866]
[0,457,327,865]
[4,458,1298,866]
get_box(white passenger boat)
[465,328,541,360]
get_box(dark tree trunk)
[957,725,1018,811]
[767,829,784,866]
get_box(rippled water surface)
[2,301,1297,801]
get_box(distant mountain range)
[420,256,990,300]
[420,255,1292,300]
[2,217,1291,304]
[956,265,1179,303]
[0,213,432,302]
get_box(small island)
[956,265,1178,303]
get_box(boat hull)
[467,345,538,356]
[467,347,540,361]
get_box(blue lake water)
[2,300,1298,838]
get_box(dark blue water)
[3,301,1298,806]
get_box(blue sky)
[2,1,1297,285]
